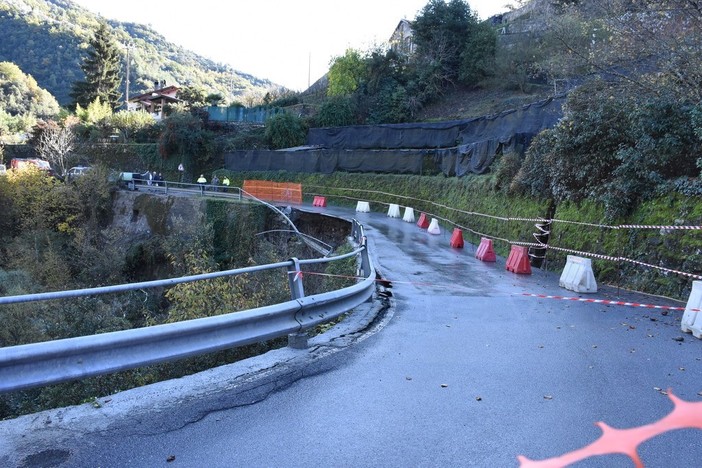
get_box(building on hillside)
[389,19,416,56]
[128,83,181,120]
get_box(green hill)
[0,0,276,106]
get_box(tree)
[538,0,702,102]
[34,120,77,176]
[110,109,157,142]
[206,93,225,107]
[458,21,497,86]
[158,106,213,176]
[327,49,367,97]
[75,97,113,125]
[412,0,477,85]
[0,62,60,119]
[70,23,122,111]
[178,86,209,109]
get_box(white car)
[0,164,6,176]
[66,166,91,182]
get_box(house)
[128,83,181,120]
[389,19,416,56]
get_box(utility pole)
[124,42,134,110]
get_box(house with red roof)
[128,83,181,119]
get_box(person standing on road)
[211,174,220,192]
[222,175,230,193]
[197,174,207,194]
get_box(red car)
[10,158,57,177]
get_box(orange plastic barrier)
[243,180,302,204]
[312,196,327,207]
[506,245,531,274]
[475,237,496,262]
[416,212,430,229]
[449,228,464,248]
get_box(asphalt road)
[2,206,702,467]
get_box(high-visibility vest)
[223,178,230,186]
[197,176,206,183]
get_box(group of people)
[146,171,164,186]
[196,173,230,193]
[139,170,232,193]
[130,169,233,193]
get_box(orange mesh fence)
[242,180,303,204]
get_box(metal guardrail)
[120,178,244,199]
[0,217,375,394]
[120,180,332,255]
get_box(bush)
[510,129,554,198]
[510,80,701,218]
[491,151,521,193]
[264,112,307,149]
[316,95,357,127]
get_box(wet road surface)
[2,206,701,467]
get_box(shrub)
[316,95,357,127]
[264,112,307,149]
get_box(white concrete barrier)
[402,207,415,223]
[355,201,370,213]
[387,204,401,218]
[558,255,597,293]
[681,281,702,339]
[427,218,441,235]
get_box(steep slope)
[0,0,275,106]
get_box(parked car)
[0,164,6,176]
[66,166,91,182]
[117,171,149,190]
[10,158,57,177]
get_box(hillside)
[0,0,276,106]
[414,85,553,122]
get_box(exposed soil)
[415,84,553,122]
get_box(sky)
[70,0,513,91]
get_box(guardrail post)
[287,257,308,349]
[352,219,362,242]
[287,257,305,300]
[360,237,370,279]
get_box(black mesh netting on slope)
[223,96,564,176]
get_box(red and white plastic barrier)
[559,255,597,293]
[403,207,415,223]
[427,218,441,235]
[387,204,401,218]
[355,201,370,213]
[476,238,496,262]
[417,212,430,229]
[312,196,327,207]
[681,281,702,338]
[450,228,464,248]
[506,245,531,274]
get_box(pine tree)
[70,23,122,110]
